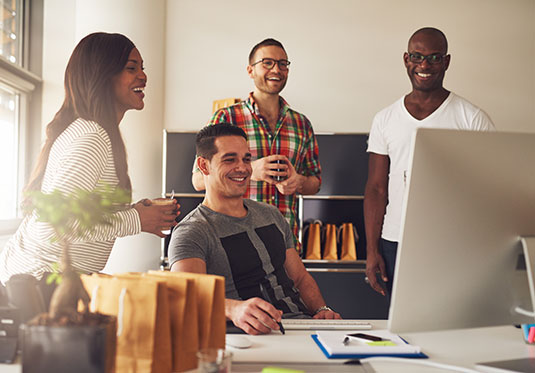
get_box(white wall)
[165,0,535,134]
[40,0,535,273]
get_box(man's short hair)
[408,27,448,53]
[248,38,286,64]
[196,123,247,160]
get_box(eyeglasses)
[407,52,448,64]
[251,58,291,71]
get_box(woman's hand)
[133,198,180,237]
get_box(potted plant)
[20,186,130,373]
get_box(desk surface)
[230,320,535,372]
[2,320,533,372]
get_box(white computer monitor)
[388,128,535,333]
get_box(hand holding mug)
[251,155,289,184]
[133,198,180,237]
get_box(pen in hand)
[259,283,285,335]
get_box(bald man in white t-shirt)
[364,27,495,298]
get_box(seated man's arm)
[284,248,341,319]
[225,298,282,336]
[171,257,206,273]
[171,258,283,335]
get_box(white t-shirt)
[367,92,495,242]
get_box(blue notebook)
[312,331,428,359]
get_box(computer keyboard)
[281,319,372,330]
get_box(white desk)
[229,320,535,372]
[2,321,533,372]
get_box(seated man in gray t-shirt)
[169,123,340,335]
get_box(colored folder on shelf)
[312,330,428,359]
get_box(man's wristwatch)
[313,305,333,315]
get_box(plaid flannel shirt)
[207,93,322,248]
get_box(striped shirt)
[0,118,141,284]
[207,93,321,247]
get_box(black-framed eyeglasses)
[251,58,291,71]
[407,52,448,64]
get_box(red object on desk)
[528,327,535,344]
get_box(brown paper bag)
[82,273,172,373]
[322,223,338,260]
[151,271,225,350]
[304,221,322,260]
[339,223,358,261]
[146,271,199,372]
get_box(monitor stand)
[476,357,535,373]
[477,238,535,373]
[518,237,535,320]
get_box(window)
[0,84,19,219]
[0,0,42,235]
[0,0,23,66]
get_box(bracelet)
[313,305,333,315]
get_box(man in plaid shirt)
[192,38,321,248]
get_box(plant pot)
[21,315,116,373]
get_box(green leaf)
[46,272,62,285]
[25,184,131,244]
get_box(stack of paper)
[312,330,427,359]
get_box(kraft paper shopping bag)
[152,272,225,350]
[339,223,358,261]
[322,223,338,260]
[146,271,199,372]
[82,273,172,373]
[304,221,322,260]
